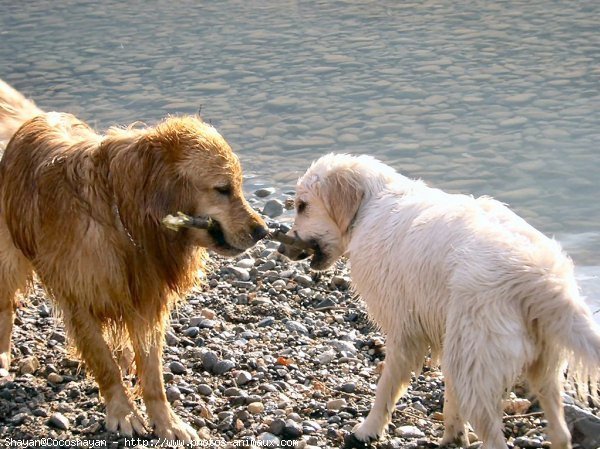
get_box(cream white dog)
[279,153,600,449]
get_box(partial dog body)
[0,80,267,440]
[280,154,600,449]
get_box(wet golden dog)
[0,80,267,441]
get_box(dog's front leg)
[130,325,199,443]
[348,337,426,447]
[64,306,146,436]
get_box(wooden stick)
[162,212,315,253]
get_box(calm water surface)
[1,1,598,313]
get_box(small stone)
[247,402,265,414]
[331,275,351,289]
[224,387,242,397]
[228,266,251,281]
[169,361,186,375]
[19,356,40,375]
[269,418,286,435]
[514,437,543,448]
[201,351,219,371]
[326,398,347,410]
[197,384,213,396]
[318,350,336,365]
[285,321,309,335]
[10,412,29,425]
[315,298,336,310]
[262,199,284,218]
[341,382,356,393]
[213,360,236,375]
[294,274,313,287]
[255,187,275,198]
[184,327,200,338]
[411,402,428,414]
[236,371,253,386]
[395,425,425,439]
[165,331,180,346]
[283,419,303,438]
[200,308,216,319]
[48,412,69,430]
[503,397,531,415]
[258,260,277,272]
[47,373,64,384]
[235,258,255,270]
[166,386,182,403]
[257,317,275,327]
[257,433,280,445]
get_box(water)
[1,1,598,315]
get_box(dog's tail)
[0,79,43,151]
[532,258,600,395]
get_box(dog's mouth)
[278,238,330,270]
[206,219,244,256]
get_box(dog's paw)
[106,397,147,436]
[343,432,375,449]
[439,430,470,448]
[0,352,10,377]
[152,413,199,443]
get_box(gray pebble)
[315,298,336,310]
[48,412,69,430]
[213,360,236,375]
[395,425,425,438]
[224,387,242,397]
[257,433,280,445]
[269,418,286,435]
[254,187,275,198]
[513,436,543,448]
[169,361,186,375]
[262,199,284,218]
[283,419,303,438]
[236,370,253,385]
[285,320,309,335]
[201,351,219,371]
[341,382,356,393]
[236,258,255,269]
[166,386,182,403]
[228,266,251,281]
[197,384,213,396]
[294,274,313,287]
[258,317,275,327]
[184,327,200,338]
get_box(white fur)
[290,153,600,449]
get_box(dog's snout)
[251,224,269,242]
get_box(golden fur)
[0,80,267,441]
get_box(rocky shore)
[0,189,598,449]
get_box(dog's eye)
[214,185,232,196]
[297,201,307,213]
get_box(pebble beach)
[1,190,599,449]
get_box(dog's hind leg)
[62,302,146,436]
[351,333,427,444]
[439,376,469,447]
[128,318,199,443]
[526,351,571,449]
[0,222,32,376]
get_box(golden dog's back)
[0,79,42,151]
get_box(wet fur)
[0,80,265,440]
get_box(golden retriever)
[279,153,600,449]
[0,79,267,441]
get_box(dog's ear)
[321,169,364,234]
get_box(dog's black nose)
[251,224,269,242]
